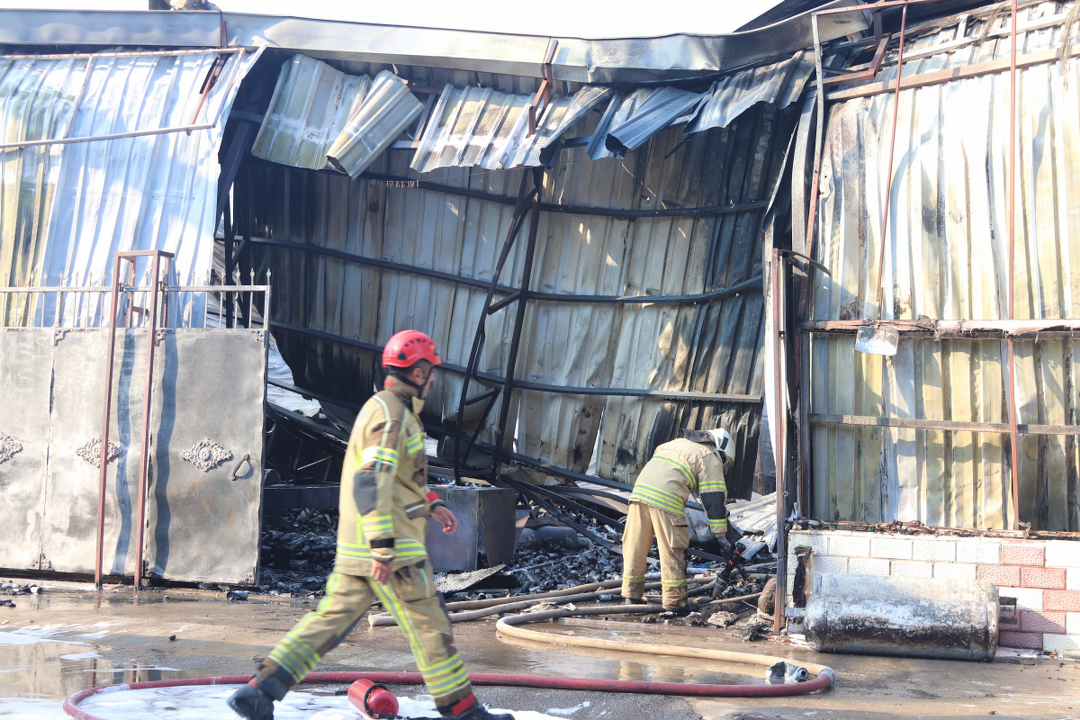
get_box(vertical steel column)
[94,254,124,589]
[134,251,171,589]
[772,247,787,635]
[873,5,907,319]
[1006,0,1022,530]
[492,168,544,478]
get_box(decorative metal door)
[0,327,265,584]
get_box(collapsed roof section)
[245,48,817,177]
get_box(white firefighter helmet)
[707,428,735,466]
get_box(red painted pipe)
[64,669,835,719]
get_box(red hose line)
[64,669,835,719]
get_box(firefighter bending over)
[229,330,511,720]
[621,428,736,612]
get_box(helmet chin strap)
[392,367,430,392]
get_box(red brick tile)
[978,564,1021,587]
[1000,630,1044,650]
[1001,543,1045,567]
[1044,590,1080,612]
[1021,567,1067,590]
[1020,610,1066,634]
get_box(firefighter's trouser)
[254,564,472,707]
[621,500,690,609]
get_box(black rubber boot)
[438,693,513,720]
[227,684,276,720]
[662,605,692,617]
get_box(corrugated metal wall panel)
[810,2,1080,530]
[409,84,610,173]
[0,49,259,328]
[250,53,371,171]
[248,100,792,497]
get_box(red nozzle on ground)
[348,678,400,717]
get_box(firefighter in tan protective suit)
[621,428,735,612]
[229,330,510,720]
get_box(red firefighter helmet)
[382,330,442,369]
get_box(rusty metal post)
[772,248,787,635]
[493,168,544,477]
[873,4,907,319]
[133,251,170,589]
[1005,0,1021,531]
[223,194,234,329]
[94,254,124,589]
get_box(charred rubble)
[256,499,776,632]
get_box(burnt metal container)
[425,485,516,572]
[788,572,999,661]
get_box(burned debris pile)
[258,509,337,596]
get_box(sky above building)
[0,0,785,39]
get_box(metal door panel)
[40,330,146,575]
[0,329,53,569]
[144,329,265,584]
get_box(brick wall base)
[788,529,1080,653]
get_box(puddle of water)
[0,626,191,718]
[73,685,567,720]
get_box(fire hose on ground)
[369,575,725,627]
[64,588,831,719]
[66,657,835,720]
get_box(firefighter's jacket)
[629,437,728,536]
[333,379,443,576]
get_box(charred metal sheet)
[808,2,1080,531]
[248,95,788,498]
[251,54,372,171]
[327,70,423,179]
[409,84,608,173]
[262,484,339,510]
[0,50,261,329]
[685,50,814,133]
[424,486,516,572]
[144,329,265,585]
[0,4,868,84]
[792,572,998,661]
[601,87,704,158]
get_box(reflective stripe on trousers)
[620,501,690,609]
[262,566,472,707]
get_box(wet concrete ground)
[1,581,1078,720]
